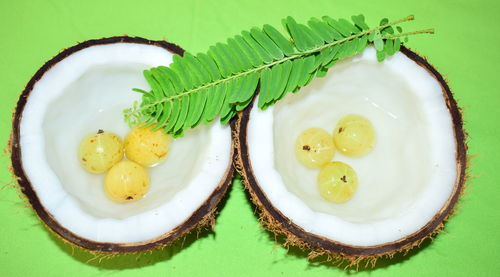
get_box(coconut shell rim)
[9,36,235,253]
[234,46,467,257]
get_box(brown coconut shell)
[9,36,235,253]
[233,46,467,265]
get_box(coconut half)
[235,47,467,261]
[10,37,235,253]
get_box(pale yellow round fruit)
[317,161,358,203]
[295,127,336,168]
[104,160,150,203]
[78,130,124,174]
[124,124,172,167]
[333,114,375,157]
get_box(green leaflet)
[257,67,272,108]
[227,38,252,70]
[196,53,220,81]
[285,58,304,93]
[373,31,384,51]
[204,83,227,123]
[123,14,433,135]
[262,24,295,55]
[273,60,293,101]
[352,14,369,30]
[242,31,273,64]
[250,27,284,60]
[229,71,259,105]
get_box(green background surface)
[1,0,498,276]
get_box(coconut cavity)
[241,47,464,250]
[272,50,439,224]
[13,38,234,249]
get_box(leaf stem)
[383,29,435,39]
[132,15,418,114]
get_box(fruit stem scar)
[303,145,311,151]
[341,175,347,183]
[97,129,104,134]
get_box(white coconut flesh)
[247,47,457,247]
[20,43,232,243]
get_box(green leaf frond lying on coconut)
[123,14,433,137]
